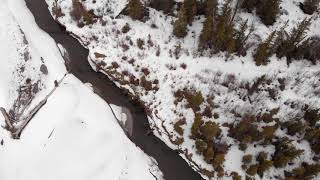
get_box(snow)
[0,0,162,179]
[44,0,320,179]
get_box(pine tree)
[214,0,236,53]
[234,19,255,56]
[173,8,188,38]
[204,0,218,16]
[127,0,145,21]
[276,18,312,61]
[254,31,276,66]
[199,15,215,51]
[256,0,281,26]
[240,0,259,12]
[183,0,198,24]
[150,0,175,14]
[300,0,320,15]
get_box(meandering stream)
[25,0,203,179]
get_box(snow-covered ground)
[44,0,320,179]
[0,0,162,179]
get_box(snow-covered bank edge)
[0,0,163,179]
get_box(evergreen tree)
[300,0,320,15]
[256,0,281,26]
[240,0,259,12]
[199,15,215,51]
[173,8,188,38]
[234,19,255,56]
[127,0,145,21]
[183,0,198,24]
[214,0,236,53]
[254,31,276,66]
[204,0,218,16]
[276,18,312,61]
[150,0,175,14]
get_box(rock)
[40,64,48,75]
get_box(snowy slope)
[45,0,320,179]
[0,0,162,179]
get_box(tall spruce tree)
[199,15,215,51]
[183,0,198,24]
[276,18,312,61]
[254,31,276,66]
[173,8,188,38]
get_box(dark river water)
[25,0,203,180]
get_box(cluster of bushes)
[305,127,320,155]
[194,133,227,175]
[229,112,280,150]
[272,137,304,168]
[304,108,320,156]
[70,0,98,26]
[241,0,281,26]
[174,90,227,173]
[174,90,204,111]
[242,152,274,177]
[285,162,320,179]
[227,104,320,179]
[229,115,263,150]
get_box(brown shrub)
[122,23,131,33]
[174,119,186,135]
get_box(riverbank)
[24,0,203,179]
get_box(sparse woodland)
[49,0,320,179]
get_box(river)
[24,0,203,180]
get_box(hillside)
[45,0,320,179]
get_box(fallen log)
[0,107,14,130]
[12,73,67,139]
[12,99,47,139]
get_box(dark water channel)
[25,0,203,179]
